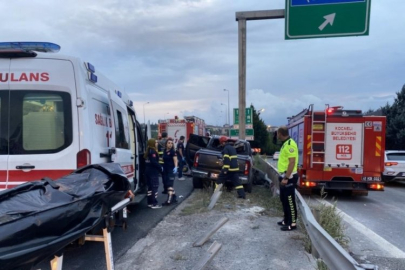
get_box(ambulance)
[287,104,385,196]
[0,42,146,195]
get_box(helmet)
[219,136,228,144]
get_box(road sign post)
[285,0,371,39]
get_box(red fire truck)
[287,105,385,195]
[158,115,206,145]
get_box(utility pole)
[143,102,150,125]
[236,9,284,139]
[223,89,230,136]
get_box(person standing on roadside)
[176,135,186,180]
[217,136,246,199]
[276,126,299,231]
[144,138,163,209]
[162,138,179,205]
[158,132,168,193]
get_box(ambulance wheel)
[193,177,203,189]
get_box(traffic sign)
[234,108,252,125]
[230,129,254,140]
[285,0,371,40]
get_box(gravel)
[116,191,316,270]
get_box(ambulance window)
[115,109,130,149]
[8,91,72,154]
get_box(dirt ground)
[115,188,317,270]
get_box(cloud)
[1,0,403,128]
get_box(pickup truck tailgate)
[196,150,223,173]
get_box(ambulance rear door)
[6,58,77,189]
[0,59,10,190]
[108,90,135,190]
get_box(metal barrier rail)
[257,156,376,270]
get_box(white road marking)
[321,200,405,259]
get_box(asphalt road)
[36,177,194,270]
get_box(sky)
[2,0,404,127]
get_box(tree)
[381,85,405,150]
[250,105,273,154]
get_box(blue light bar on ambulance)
[116,90,122,98]
[86,62,96,73]
[0,42,60,53]
[88,73,98,83]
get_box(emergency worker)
[217,136,246,199]
[276,126,299,231]
[176,135,186,180]
[162,138,178,205]
[158,132,168,193]
[144,138,163,209]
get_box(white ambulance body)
[0,42,145,193]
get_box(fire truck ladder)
[310,105,327,168]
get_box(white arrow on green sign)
[285,0,371,40]
[234,108,252,125]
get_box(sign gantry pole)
[235,10,285,140]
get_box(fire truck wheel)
[193,177,204,189]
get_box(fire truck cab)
[0,42,146,195]
[287,104,385,195]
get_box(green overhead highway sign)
[230,129,254,140]
[285,0,371,40]
[234,108,252,125]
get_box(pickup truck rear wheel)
[244,182,252,193]
[193,177,204,189]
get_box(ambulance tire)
[193,177,204,189]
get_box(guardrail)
[256,156,377,270]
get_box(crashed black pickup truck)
[185,134,254,192]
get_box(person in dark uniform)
[276,126,299,231]
[144,138,163,209]
[158,132,168,193]
[162,138,178,205]
[176,135,186,180]
[217,136,246,199]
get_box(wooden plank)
[191,241,222,270]
[193,217,229,247]
[208,183,223,210]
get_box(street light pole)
[143,102,150,124]
[223,89,230,136]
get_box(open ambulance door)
[108,91,135,191]
[134,117,147,195]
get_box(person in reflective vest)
[217,136,245,199]
[276,126,299,231]
[144,138,163,209]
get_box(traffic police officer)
[218,136,246,199]
[276,126,299,231]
